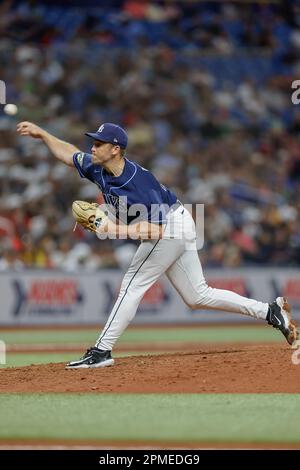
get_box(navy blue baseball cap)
[85,123,128,149]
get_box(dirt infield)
[0,344,299,393]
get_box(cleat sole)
[278,297,299,346]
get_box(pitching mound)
[0,344,299,393]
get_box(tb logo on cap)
[98,124,104,133]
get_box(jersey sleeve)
[73,152,95,181]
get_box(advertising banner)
[0,268,299,325]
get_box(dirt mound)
[0,344,298,393]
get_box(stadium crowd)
[1,0,300,271]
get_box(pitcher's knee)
[180,282,215,310]
[183,295,200,310]
[188,284,213,310]
[188,303,200,310]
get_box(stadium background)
[0,0,300,450]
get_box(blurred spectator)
[1,0,300,269]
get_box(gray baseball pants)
[95,205,269,350]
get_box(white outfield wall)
[0,268,300,325]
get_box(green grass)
[0,394,300,444]
[0,351,161,368]
[0,326,281,346]
[0,325,283,368]
[1,353,78,368]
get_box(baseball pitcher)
[17,121,299,368]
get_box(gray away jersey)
[73,152,177,224]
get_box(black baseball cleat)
[267,297,299,345]
[65,347,114,369]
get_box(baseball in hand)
[3,104,18,116]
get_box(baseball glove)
[72,200,108,233]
